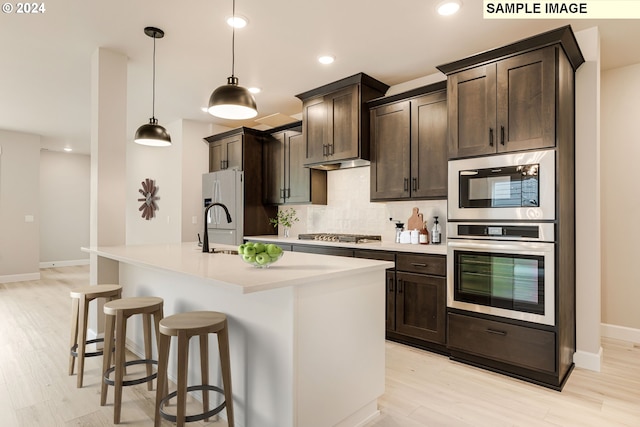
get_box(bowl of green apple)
[238,242,284,268]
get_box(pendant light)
[207,0,257,120]
[135,27,172,147]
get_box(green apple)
[267,244,282,256]
[255,253,270,265]
[253,243,266,254]
[242,254,256,263]
[238,244,246,255]
[243,246,256,257]
[270,253,281,262]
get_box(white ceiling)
[1,0,638,155]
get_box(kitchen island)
[82,242,393,427]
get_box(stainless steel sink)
[211,248,239,255]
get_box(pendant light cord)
[231,0,236,78]
[152,32,157,120]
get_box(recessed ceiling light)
[248,87,261,94]
[226,15,248,28]
[63,147,72,152]
[437,0,462,16]
[318,55,335,65]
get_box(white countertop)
[82,242,394,294]
[247,235,448,255]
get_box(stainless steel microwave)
[448,150,556,221]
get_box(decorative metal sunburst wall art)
[137,178,159,220]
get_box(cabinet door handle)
[280,188,284,200]
[322,144,327,156]
[404,178,409,192]
[411,262,427,267]
[412,177,417,192]
[500,125,505,146]
[397,279,403,294]
[220,160,224,170]
[486,328,507,336]
[286,188,291,199]
[329,144,334,155]
[489,127,494,146]
[388,277,395,292]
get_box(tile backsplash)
[281,166,447,243]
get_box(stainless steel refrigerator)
[202,170,244,246]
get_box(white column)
[574,27,602,371]
[89,47,127,333]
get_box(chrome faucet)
[202,202,233,253]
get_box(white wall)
[39,151,90,266]
[125,119,229,245]
[0,130,41,282]
[601,62,640,339]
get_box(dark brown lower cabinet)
[448,312,555,373]
[395,272,446,344]
[385,253,447,351]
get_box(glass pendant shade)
[208,76,258,120]
[135,118,172,147]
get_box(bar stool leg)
[143,313,153,391]
[68,297,79,376]
[218,325,234,427]
[176,331,189,427]
[154,333,171,427]
[76,296,90,388]
[100,313,115,406]
[113,313,127,424]
[199,333,210,421]
[153,307,167,397]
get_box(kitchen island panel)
[84,243,389,427]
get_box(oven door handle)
[447,240,554,254]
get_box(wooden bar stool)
[68,284,122,388]
[154,311,234,427]
[100,296,164,424]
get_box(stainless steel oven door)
[447,239,555,326]
[448,149,555,221]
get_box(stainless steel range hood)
[308,158,371,170]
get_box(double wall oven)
[447,149,556,326]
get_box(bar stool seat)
[68,284,122,388]
[154,311,234,427]
[100,296,164,424]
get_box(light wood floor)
[1,266,639,427]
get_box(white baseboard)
[574,347,603,372]
[0,272,41,284]
[601,323,640,343]
[40,259,90,268]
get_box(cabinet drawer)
[292,245,354,258]
[396,253,445,276]
[354,249,396,264]
[448,313,556,373]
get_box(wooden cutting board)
[407,207,425,231]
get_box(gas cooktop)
[298,233,382,244]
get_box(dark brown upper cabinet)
[368,82,448,201]
[263,122,327,205]
[296,73,389,168]
[206,132,243,172]
[437,25,585,159]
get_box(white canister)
[400,230,411,244]
[410,229,420,244]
